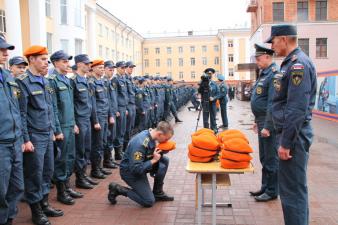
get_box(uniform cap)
[9,56,28,66]
[265,24,297,43]
[50,50,73,62]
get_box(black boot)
[107,182,130,205]
[153,181,174,202]
[103,151,118,169]
[91,161,107,179]
[114,146,124,160]
[76,171,94,189]
[175,117,183,123]
[40,194,63,217]
[100,167,112,175]
[29,202,51,225]
[56,182,75,205]
[65,179,84,198]
[82,166,99,185]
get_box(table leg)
[197,173,202,225]
[212,173,216,225]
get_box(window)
[60,0,68,24]
[190,58,196,66]
[144,59,149,67]
[202,45,207,52]
[228,68,234,77]
[156,59,160,67]
[297,1,308,21]
[228,54,234,62]
[45,0,51,17]
[0,10,6,34]
[46,32,53,53]
[98,23,103,36]
[105,26,109,39]
[298,38,309,56]
[156,72,160,76]
[145,73,149,76]
[75,39,82,55]
[214,45,219,52]
[167,58,172,67]
[316,38,327,58]
[191,71,196,79]
[155,48,160,54]
[106,47,109,59]
[273,2,284,22]
[144,48,148,55]
[60,39,69,53]
[74,0,81,26]
[214,57,219,65]
[316,0,327,21]
[99,45,103,57]
[167,47,172,54]
[178,46,183,53]
[111,30,115,41]
[179,58,183,67]
[202,57,207,65]
[228,40,233,47]
[190,46,195,53]
[179,72,184,79]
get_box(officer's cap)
[138,77,145,83]
[91,59,104,68]
[24,45,48,57]
[125,61,136,68]
[204,68,216,75]
[144,75,149,79]
[9,56,28,66]
[50,50,73,62]
[104,60,116,68]
[167,77,173,81]
[149,76,154,80]
[115,61,126,68]
[254,43,274,57]
[217,74,225,81]
[0,34,14,50]
[74,54,92,64]
[265,24,297,43]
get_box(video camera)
[198,74,210,103]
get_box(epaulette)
[17,73,28,81]
[46,74,56,80]
[142,137,149,148]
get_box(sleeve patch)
[134,151,143,161]
[291,63,304,86]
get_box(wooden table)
[186,160,254,225]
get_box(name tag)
[96,89,103,93]
[32,90,43,95]
[58,86,67,91]
[8,82,18,87]
[78,88,86,92]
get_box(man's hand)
[278,146,292,160]
[151,149,162,164]
[252,123,258,134]
[116,112,120,117]
[74,125,80,135]
[261,128,270,137]
[109,117,115,125]
[126,110,129,116]
[21,144,25,152]
[24,141,34,153]
[55,133,64,141]
[94,123,101,130]
[142,111,145,115]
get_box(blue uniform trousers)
[114,107,127,148]
[75,118,91,171]
[91,115,108,163]
[220,102,228,127]
[125,104,136,145]
[202,101,217,131]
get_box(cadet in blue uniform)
[0,36,24,225]
[249,44,279,202]
[215,74,228,128]
[267,24,317,225]
[9,56,28,78]
[124,61,136,150]
[108,121,174,207]
[71,54,98,190]
[112,61,129,160]
[17,46,61,225]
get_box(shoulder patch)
[134,151,143,161]
[17,73,28,81]
[291,63,304,86]
[142,137,149,147]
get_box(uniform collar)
[93,77,103,85]
[54,70,69,85]
[282,47,301,65]
[76,74,87,84]
[27,69,45,85]
[261,62,276,75]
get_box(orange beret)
[222,138,253,153]
[188,144,218,158]
[220,149,252,162]
[192,134,219,151]
[191,128,214,137]
[157,141,176,151]
[23,45,48,57]
[91,59,104,67]
[188,152,213,163]
[220,159,250,169]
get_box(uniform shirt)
[0,68,22,142]
[16,70,55,142]
[120,129,156,176]
[125,75,135,105]
[272,47,317,149]
[112,74,129,108]
[104,76,118,116]
[215,82,228,104]
[251,62,278,131]
[88,77,111,118]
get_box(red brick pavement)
[14,100,338,225]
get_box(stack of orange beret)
[157,140,176,152]
[188,128,220,163]
[218,130,253,169]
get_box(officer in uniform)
[198,68,219,133]
[267,24,317,225]
[135,77,148,131]
[215,74,228,129]
[124,61,136,150]
[167,78,183,123]
[0,36,24,225]
[9,56,28,78]
[108,121,174,207]
[48,50,83,205]
[112,61,129,160]
[17,46,62,225]
[88,59,114,179]
[249,44,279,202]
[71,54,98,190]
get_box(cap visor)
[265,36,273,44]
[0,43,15,50]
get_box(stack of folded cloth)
[188,128,220,163]
[217,130,253,169]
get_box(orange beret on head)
[157,140,176,151]
[91,59,104,67]
[23,45,48,57]
[220,159,250,169]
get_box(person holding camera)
[198,68,219,133]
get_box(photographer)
[198,68,219,133]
